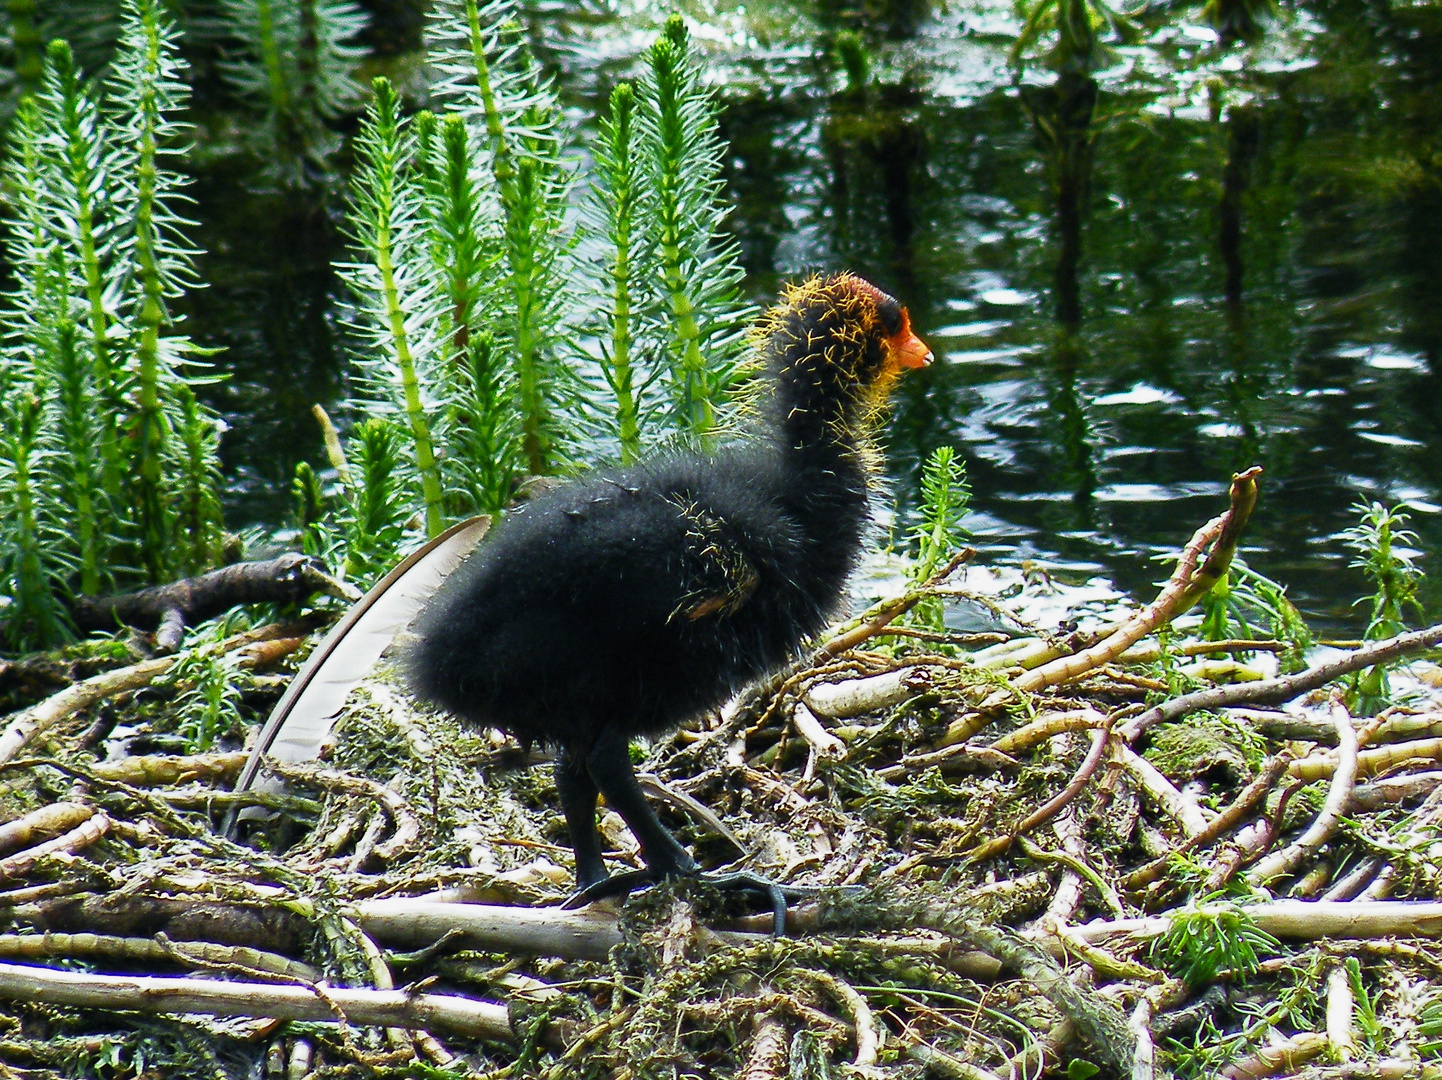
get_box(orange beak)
[889,308,932,369]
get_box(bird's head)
[754,272,931,438]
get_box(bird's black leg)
[562,725,796,935]
[583,723,699,879]
[554,747,607,890]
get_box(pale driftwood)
[1128,998,1156,1080]
[261,760,420,862]
[816,549,974,658]
[1247,701,1357,887]
[1118,621,1442,741]
[0,932,318,983]
[1117,639,1287,663]
[989,709,1106,755]
[89,752,247,787]
[1326,963,1355,1062]
[1112,743,1209,838]
[0,812,109,882]
[803,666,929,719]
[1219,1030,1327,1079]
[1350,770,1442,811]
[874,741,1014,782]
[355,897,631,961]
[636,774,745,855]
[791,702,845,761]
[0,802,93,854]
[738,1011,789,1080]
[900,1034,1005,1080]
[1073,900,1442,944]
[0,961,511,1039]
[1291,736,1442,782]
[796,968,877,1069]
[1124,754,1293,890]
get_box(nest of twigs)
[1,472,1442,1080]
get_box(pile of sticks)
[1,468,1441,1078]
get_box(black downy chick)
[406,273,931,920]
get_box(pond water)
[180,0,1442,632]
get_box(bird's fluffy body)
[407,440,868,750]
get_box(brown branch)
[816,549,974,658]
[1008,467,1261,697]
[71,555,358,652]
[1123,754,1293,890]
[965,726,1111,863]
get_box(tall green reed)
[0,0,226,648]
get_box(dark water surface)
[181,0,1442,630]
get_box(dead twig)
[0,622,303,765]
[966,725,1111,863]
[1247,700,1358,887]
[738,1010,789,1080]
[1007,467,1261,698]
[1119,620,1442,741]
[816,549,974,657]
[0,803,94,855]
[1124,754,1293,890]
[792,968,877,1069]
[0,811,110,882]
[261,760,420,863]
[1112,742,1210,838]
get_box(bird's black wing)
[663,493,761,623]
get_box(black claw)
[562,869,659,909]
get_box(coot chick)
[406,273,930,915]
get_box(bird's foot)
[563,869,857,936]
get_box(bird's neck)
[770,364,878,470]
[768,387,877,516]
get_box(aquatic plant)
[1202,0,1279,44]
[338,418,408,585]
[213,0,368,184]
[1344,500,1425,709]
[640,16,751,441]
[585,82,644,462]
[1011,0,1133,75]
[905,446,971,632]
[0,1,226,649]
[338,77,448,541]
[0,395,73,650]
[428,0,575,478]
[324,6,750,575]
[910,446,971,584]
[1155,901,1278,987]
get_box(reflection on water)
[183,0,1442,629]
